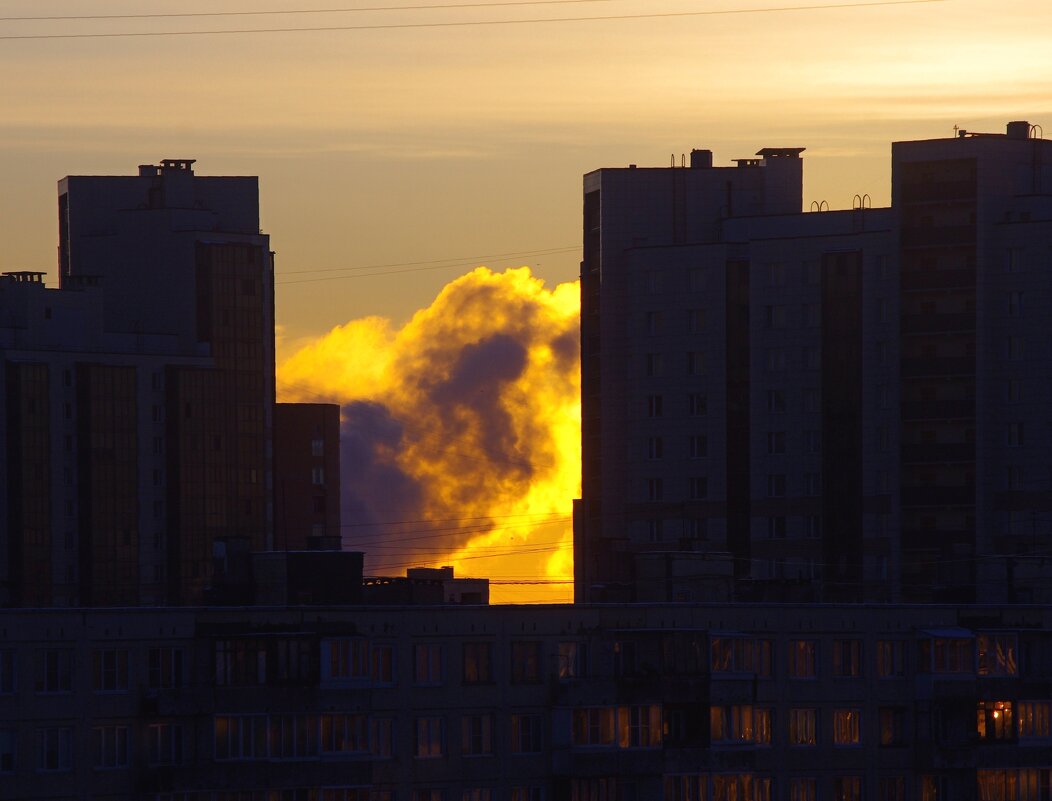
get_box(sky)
[2,0,1050,600]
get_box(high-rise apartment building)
[575,122,1052,605]
[1,159,296,607]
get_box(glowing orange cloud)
[277,266,580,603]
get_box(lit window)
[879,707,905,746]
[414,644,443,685]
[788,640,816,678]
[833,777,862,801]
[833,709,861,746]
[1017,701,1052,740]
[977,701,1014,741]
[463,642,493,684]
[415,717,444,758]
[788,708,816,746]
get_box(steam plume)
[278,267,580,603]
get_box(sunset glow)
[278,267,580,603]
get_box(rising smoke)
[277,267,580,603]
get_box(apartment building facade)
[1,602,1051,801]
[576,122,1052,605]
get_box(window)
[790,779,817,801]
[804,389,820,413]
[36,649,73,694]
[268,715,320,760]
[767,390,786,413]
[558,642,582,679]
[328,639,369,681]
[689,393,707,416]
[803,430,820,454]
[0,650,13,694]
[92,649,129,693]
[462,714,493,756]
[1018,701,1052,740]
[646,271,663,294]
[689,476,708,500]
[1007,247,1024,272]
[788,640,817,678]
[414,792,444,801]
[767,517,786,539]
[767,432,785,454]
[415,717,444,758]
[1009,336,1025,360]
[665,775,708,801]
[462,791,492,801]
[804,516,821,539]
[803,473,820,496]
[921,775,947,801]
[1009,290,1024,316]
[312,466,326,485]
[647,478,664,502]
[764,305,787,328]
[572,708,614,747]
[710,638,771,676]
[370,717,394,759]
[788,709,816,746]
[511,642,542,684]
[415,643,443,685]
[645,311,662,336]
[646,353,663,377]
[647,395,664,418]
[463,642,493,684]
[1008,423,1025,448]
[0,730,13,774]
[146,723,183,765]
[648,437,664,460]
[921,637,973,674]
[311,437,324,456]
[371,644,394,684]
[38,727,72,772]
[977,633,1018,676]
[832,709,861,746]
[767,349,786,371]
[688,268,707,291]
[687,351,705,376]
[832,640,862,677]
[689,435,708,459]
[769,263,786,286]
[878,778,905,801]
[92,725,129,769]
[876,640,905,678]
[687,308,706,333]
[880,707,905,746]
[804,347,820,370]
[833,777,862,801]
[320,714,368,754]
[766,474,786,498]
[977,701,1014,741]
[214,715,267,761]
[710,705,771,745]
[511,714,542,753]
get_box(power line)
[0,0,950,41]
[0,0,623,23]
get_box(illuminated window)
[414,644,443,685]
[832,709,861,746]
[711,638,771,676]
[463,643,492,684]
[711,706,770,745]
[572,708,614,747]
[790,779,816,801]
[977,701,1014,741]
[664,774,708,801]
[788,708,816,746]
[832,640,862,678]
[920,636,973,674]
[876,640,905,678]
[415,717,444,758]
[1017,701,1052,740]
[787,640,817,678]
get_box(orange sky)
[2,0,1050,599]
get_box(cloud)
[277,266,580,602]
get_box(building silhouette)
[1,159,339,607]
[575,121,1052,605]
